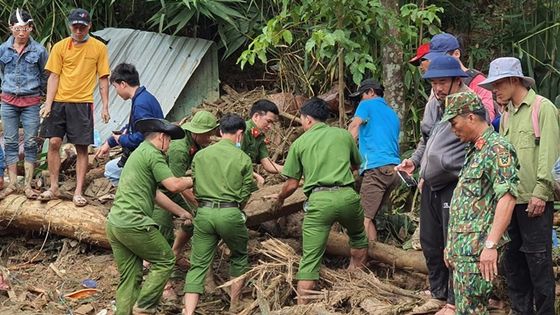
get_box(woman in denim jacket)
[0,8,48,199]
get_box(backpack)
[502,95,560,200]
[502,95,543,145]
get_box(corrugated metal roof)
[91,28,215,140]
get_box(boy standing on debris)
[0,9,48,199]
[39,8,110,207]
[106,118,192,315]
[348,78,400,242]
[182,114,254,315]
[242,99,283,185]
[274,98,369,304]
[441,92,518,314]
[94,63,164,186]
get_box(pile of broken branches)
[219,238,423,315]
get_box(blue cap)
[422,55,468,80]
[423,33,460,61]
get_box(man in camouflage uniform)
[442,92,519,314]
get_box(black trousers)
[419,181,457,305]
[503,202,555,315]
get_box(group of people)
[1,6,559,315]
[0,7,110,206]
[398,33,560,315]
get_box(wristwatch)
[484,240,497,249]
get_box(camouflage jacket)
[445,127,519,270]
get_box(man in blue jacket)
[95,63,164,185]
[0,8,48,199]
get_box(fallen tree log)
[244,183,305,227]
[0,195,110,248]
[0,186,427,274]
[325,232,428,274]
[0,183,305,249]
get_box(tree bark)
[325,232,428,274]
[0,195,110,248]
[379,0,406,126]
[0,187,427,274]
[0,183,306,249]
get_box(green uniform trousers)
[106,222,175,315]
[298,187,369,280]
[453,261,493,315]
[184,207,249,294]
[152,194,194,245]
[151,208,175,245]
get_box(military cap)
[181,111,218,134]
[442,91,484,122]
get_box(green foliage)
[238,0,442,95]
[147,0,274,59]
[434,0,560,103]
[0,0,120,47]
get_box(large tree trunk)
[0,183,306,249]
[0,185,428,274]
[379,0,406,125]
[326,232,428,274]
[0,195,110,248]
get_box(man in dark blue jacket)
[95,63,164,185]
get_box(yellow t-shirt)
[45,37,110,103]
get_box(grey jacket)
[410,85,471,191]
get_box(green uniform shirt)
[241,119,269,164]
[192,139,254,204]
[282,122,361,196]
[500,89,560,203]
[167,131,199,177]
[446,127,519,271]
[108,141,175,228]
[153,131,198,213]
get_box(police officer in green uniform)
[242,99,283,185]
[149,111,218,299]
[106,118,193,315]
[441,92,519,314]
[150,111,218,251]
[274,98,369,304]
[182,114,254,315]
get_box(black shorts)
[40,102,94,145]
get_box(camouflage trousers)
[452,261,493,315]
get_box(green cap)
[181,111,218,134]
[441,91,484,122]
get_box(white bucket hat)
[478,57,535,91]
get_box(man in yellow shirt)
[39,8,110,207]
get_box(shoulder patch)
[497,151,511,168]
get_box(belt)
[311,185,349,193]
[199,200,240,209]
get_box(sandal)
[38,189,60,201]
[24,187,40,200]
[0,185,17,200]
[73,195,88,207]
